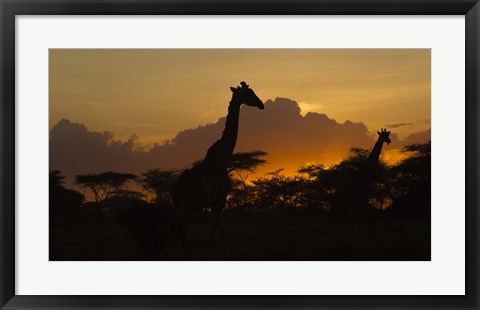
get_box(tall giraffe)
[172,82,264,254]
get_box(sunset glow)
[49,49,432,261]
[50,49,430,178]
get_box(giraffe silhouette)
[172,81,264,256]
[334,128,392,228]
[354,128,392,225]
[363,128,391,178]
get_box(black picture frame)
[1,1,478,309]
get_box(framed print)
[1,0,479,309]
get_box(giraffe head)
[230,82,264,109]
[377,128,391,145]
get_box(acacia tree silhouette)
[50,141,431,261]
[140,169,179,205]
[226,150,268,210]
[75,171,137,203]
[172,82,264,255]
[50,169,84,215]
[389,141,431,217]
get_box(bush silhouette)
[75,171,137,203]
[50,142,431,261]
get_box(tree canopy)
[227,150,268,175]
[75,171,137,203]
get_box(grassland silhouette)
[50,82,430,261]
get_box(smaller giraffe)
[355,128,392,221]
[335,128,392,228]
[364,128,391,178]
[171,82,264,257]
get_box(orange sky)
[49,49,430,177]
[50,49,430,140]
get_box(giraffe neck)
[365,138,384,172]
[202,99,241,167]
[221,99,241,152]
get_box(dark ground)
[50,207,430,261]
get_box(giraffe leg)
[209,207,228,259]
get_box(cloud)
[50,98,431,182]
[49,119,142,175]
[416,119,431,125]
[385,122,413,128]
[297,101,324,115]
[402,128,431,145]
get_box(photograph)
[49,49,431,261]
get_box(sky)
[49,49,431,178]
